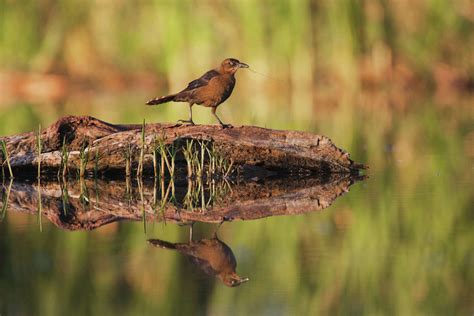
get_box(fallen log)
[0,115,365,177]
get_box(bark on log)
[0,115,365,177]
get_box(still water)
[0,96,473,316]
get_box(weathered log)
[0,115,365,177]
[0,174,364,231]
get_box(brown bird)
[146,58,249,128]
[148,235,249,287]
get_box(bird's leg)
[212,107,233,128]
[189,222,194,242]
[177,104,195,125]
[213,221,224,238]
[213,216,233,237]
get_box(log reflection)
[0,174,365,231]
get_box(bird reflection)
[148,225,249,287]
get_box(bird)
[148,235,249,287]
[146,58,249,128]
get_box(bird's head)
[221,272,250,287]
[220,58,249,75]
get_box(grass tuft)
[0,140,13,179]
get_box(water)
[1,96,473,316]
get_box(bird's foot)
[221,215,234,222]
[176,119,196,126]
[219,123,233,129]
[212,217,234,237]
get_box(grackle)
[146,58,249,128]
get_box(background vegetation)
[0,0,473,315]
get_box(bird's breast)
[198,74,235,107]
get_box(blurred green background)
[0,0,473,315]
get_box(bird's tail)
[147,239,177,250]
[146,94,176,105]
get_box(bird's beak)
[239,277,250,284]
[238,62,249,68]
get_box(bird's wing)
[182,69,220,92]
[188,257,220,277]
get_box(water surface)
[1,96,473,316]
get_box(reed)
[224,159,235,179]
[200,140,205,178]
[160,142,165,179]
[79,178,90,207]
[137,177,146,234]
[94,150,100,178]
[152,177,157,210]
[94,177,100,205]
[78,141,89,179]
[125,143,132,178]
[191,141,202,178]
[183,139,194,178]
[159,180,173,224]
[137,119,146,178]
[0,140,13,179]
[59,137,69,180]
[152,136,158,178]
[125,174,132,204]
[160,147,165,178]
[200,177,205,209]
[160,176,165,202]
[157,178,172,216]
[182,139,234,180]
[166,142,177,179]
[37,177,42,232]
[36,125,42,179]
[0,179,13,221]
[61,181,69,215]
[183,178,195,210]
[157,135,172,178]
[183,178,202,210]
[210,144,216,175]
[205,143,214,178]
